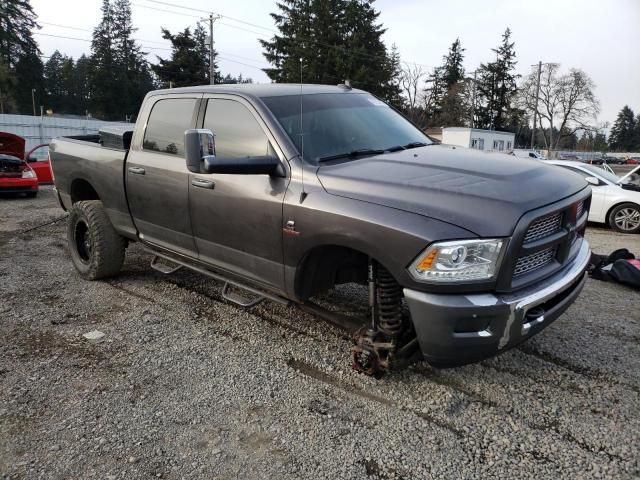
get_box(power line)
[40,21,172,46]
[37,3,436,72]
[131,1,434,69]
[34,30,270,69]
[139,0,276,33]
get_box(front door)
[188,96,288,290]
[126,95,200,256]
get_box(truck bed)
[49,129,137,239]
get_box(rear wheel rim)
[614,208,640,231]
[74,220,92,263]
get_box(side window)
[29,145,49,161]
[478,138,484,150]
[562,166,597,182]
[471,138,478,149]
[507,141,512,150]
[203,99,269,158]
[143,98,197,156]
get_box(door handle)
[128,166,145,175]
[191,178,215,189]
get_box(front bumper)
[0,178,39,194]
[404,239,590,367]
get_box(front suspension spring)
[376,265,403,338]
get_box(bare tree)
[519,64,599,155]
[399,62,427,126]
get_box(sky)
[32,0,640,127]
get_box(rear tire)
[67,200,126,279]
[608,203,640,234]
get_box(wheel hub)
[615,208,640,231]
[74,220,92,263]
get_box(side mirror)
[27,156,36,162]
[584,176,601,186]
[184,129,215,173]
[203,155,280,175]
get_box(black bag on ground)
[588,248,640,289]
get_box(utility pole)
[31,88,36,116]
[530,61,542,150]
[469,70,478,128]
[205,14,221,85]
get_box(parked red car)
[626,157,640,165]
[0,132,39,197]
[25,143,53,183]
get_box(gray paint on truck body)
[50,83,591,365]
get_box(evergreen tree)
[44,50,66,112]
[442,38,464,88]
[112,0,153,119]
[608,106,636,151]
[475,28,519,130]
[0,0,41,113]
[424,38,468,127]
[0,58,16,113]
[634,114,640,151]
[221,73,253,84]
[72,55,91,115]
[89,0,119,119]
[90,0,152,120]
[193,22,220,84]
[0,0,39,68]
[59,55,76,112]
[261,0,400,103]
[13,45,43,114]
[152,26,211,87]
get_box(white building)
[442,127,515,153]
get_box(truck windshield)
[262,93,431,163]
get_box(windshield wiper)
[403,141,429,149]
[317,148,385,162]
[382,141,430,153]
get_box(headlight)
[22,169,36,179]
[409,238,506,283]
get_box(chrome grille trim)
[514,247,556,277]
[523,212,562,244]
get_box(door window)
[143,98,197,156]
[28,145,49,161]
[203,99,270,158]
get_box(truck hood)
[316,145,588,237]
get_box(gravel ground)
[1,188,639,479]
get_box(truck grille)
[514,247,556,277]
[505,195,591,288]
[523,211,562,244]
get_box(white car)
[544,160,640,234]
[512,149,546,160]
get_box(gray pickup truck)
[50,84,592,375]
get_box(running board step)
[150,255,183,274]
[221,283,265,308]
[142,247,289,308]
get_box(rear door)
[188,95,289,290]
[126,95,200,256]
